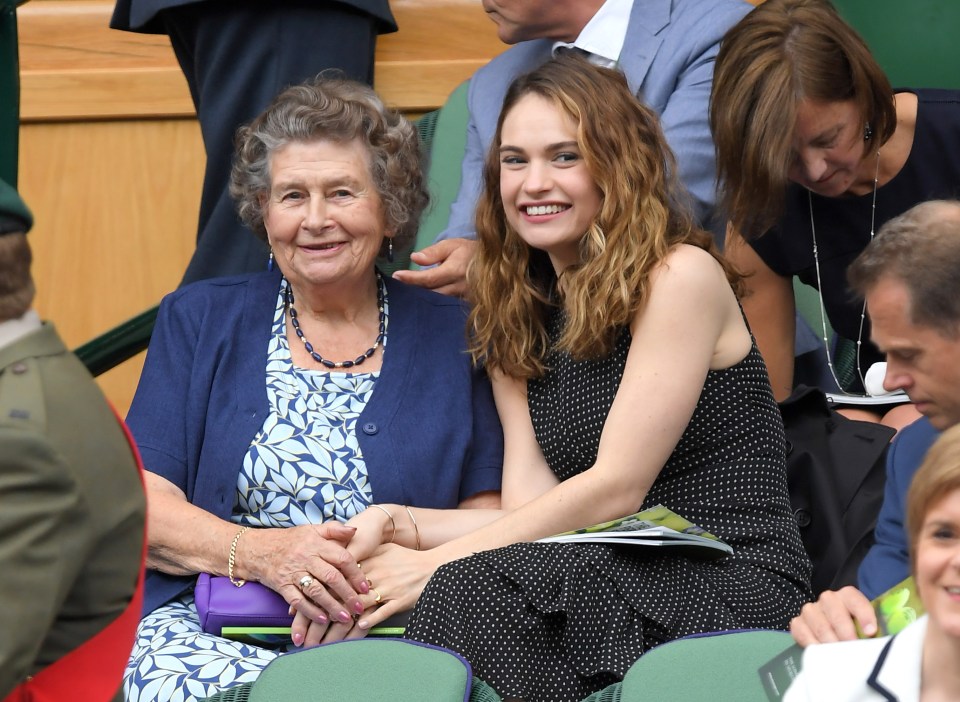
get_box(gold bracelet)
[403,506,421,551]
[228,526,250,587]
[370,504,396,543]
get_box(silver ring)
[299,575,315,590]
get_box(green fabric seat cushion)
[247,638,475,702]
[582,629,797,702]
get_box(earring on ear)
[387,237,394,263]
[267,248,274,272]
[864,123,874,141]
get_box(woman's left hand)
[355,543,440,630]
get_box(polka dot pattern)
[406,313,812,702]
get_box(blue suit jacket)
[857,417,939,599]
[128,272,503,613]
[439,0,752,242]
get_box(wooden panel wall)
[16,0,505,414]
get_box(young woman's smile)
[499,93,603,273]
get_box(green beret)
[0,178,33,235]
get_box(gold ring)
[299,575,315,590]
[373,588,382,604]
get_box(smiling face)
[498,93,603,273]
[263,139,387,294]
[915,488,960,641]
[867,275,960,430]
[788,98,874,197]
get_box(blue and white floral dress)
[124,279,388,702]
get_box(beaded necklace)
[807,150,880,395]
[284,272,386,369]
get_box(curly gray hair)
[230,74,429,251]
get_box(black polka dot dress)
[405,312,812,702]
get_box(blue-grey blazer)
[439,0,753,242]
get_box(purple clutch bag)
[194,573,294,635]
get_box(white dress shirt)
[0,309,41,352]
[552,0,633,68]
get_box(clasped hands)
[247,516,435,648]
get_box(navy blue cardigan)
[127,271,504,613]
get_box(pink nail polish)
[359,580,370,594]
[292,632,304,646]
[338,610,351,623]
[354,601,365,615]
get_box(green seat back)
[414,80,471,253]
[200,639,501,702]
[376,85,468,275]
[582,630,797,702]
[833,0,960,89]
[793,277,832,342]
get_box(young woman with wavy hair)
[468,51,734,378]
[359,54,811,702]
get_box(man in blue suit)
[791,200,960,645]
[394,0,752,296]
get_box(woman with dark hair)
[356,54,810,702]
[710,0,960,428]
[121,76,503,701]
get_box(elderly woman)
[122,76,503,701]
[785,423,960,700]
[710,0,960,429]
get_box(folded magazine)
[537,504,733,559]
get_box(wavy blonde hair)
[469,54,738,379]
[907,424,960,570]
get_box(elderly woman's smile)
[264,139,388,291]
